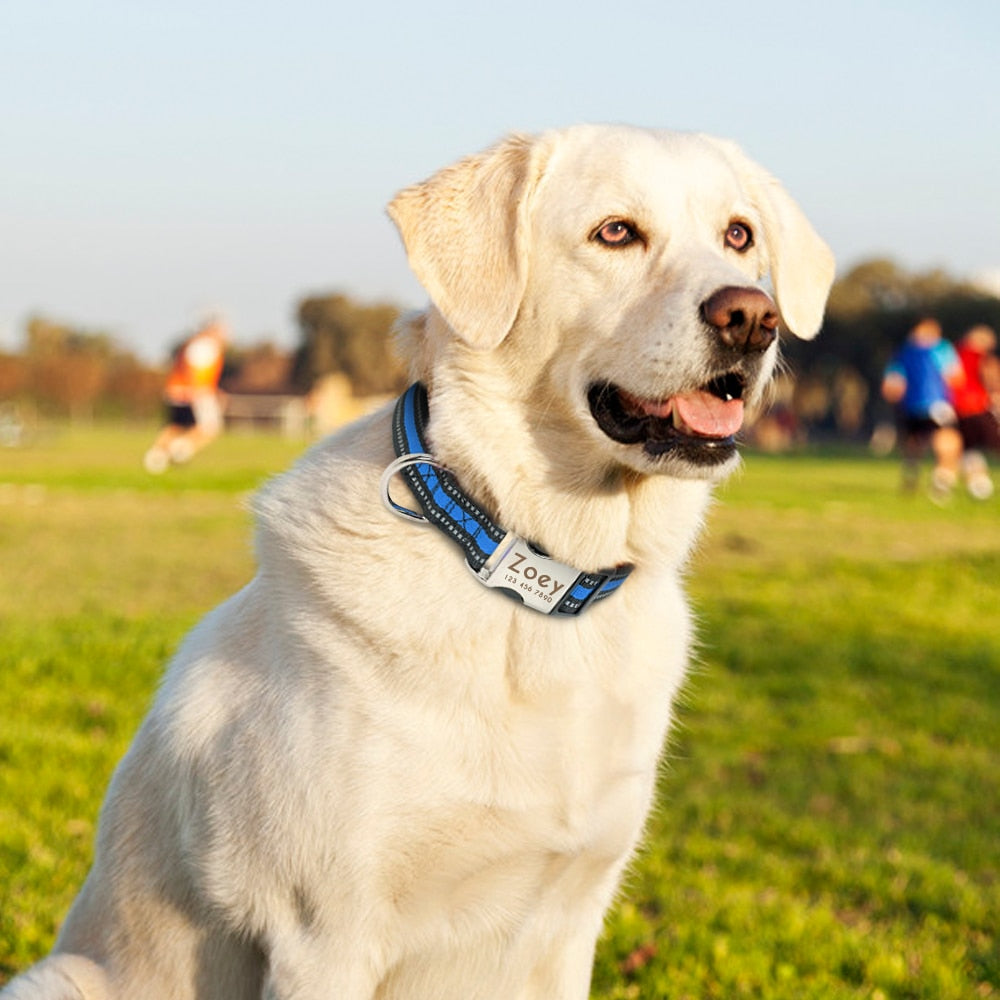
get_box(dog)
[2,124,834,999]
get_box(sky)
[2,0,998,361]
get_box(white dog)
[2,125,834,1000]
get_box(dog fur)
[2,124,834,1000]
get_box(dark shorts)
[899,415,942,441]
[959,412,1000,452]
[166,403,197,429]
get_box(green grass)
[1,427,998,998]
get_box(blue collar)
[380,382,632,616]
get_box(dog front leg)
[261,930,385,1000]
[0,954,114,1000]
[513,915,606,1000]
[262,964,379,1000]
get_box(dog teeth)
[672,407,684,429]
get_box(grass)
[1,426,998,998]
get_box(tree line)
[0,295,411,424]
[1,260,998,436]
[783,259,1000,439]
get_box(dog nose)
[701,286,779,352]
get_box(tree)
[222,342,294,393]
[102,356,164,420]
[292,294,408,396]
[0,354,28,399]
[14,315,164,421]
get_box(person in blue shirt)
[881,317,964,499]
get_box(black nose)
[701,286,779,352]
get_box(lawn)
[1,425,998,998]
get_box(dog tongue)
[672,390,744,438]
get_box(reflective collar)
[380,382,632,616]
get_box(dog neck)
[394,358,715,577]
[385,382,634,616]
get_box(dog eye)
[725,221,753,252]
[594,220,640,247]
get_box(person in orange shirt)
[144,318,228,473]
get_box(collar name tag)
[472,533,582,614]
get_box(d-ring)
[380,453,443,522]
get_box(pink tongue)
[672,390,744,438]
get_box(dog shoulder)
[253,403,397,555]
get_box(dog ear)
[707,138,836,340]
[755,175,836,340]
[387,134,542,350]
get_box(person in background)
[953,324,1000,500]
[144,318,228,473]
[880,316,964,501]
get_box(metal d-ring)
[379,452,445,523]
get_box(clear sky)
[2,0,998,360]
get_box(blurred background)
[2,0,998,442]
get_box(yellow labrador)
[3,125,834,1000]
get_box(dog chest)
[371,731,657,955]
[341,617,672,929]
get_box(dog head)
[388,125,834,482]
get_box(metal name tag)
[472,533,579,614]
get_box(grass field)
[1,425,998,998]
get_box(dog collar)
[381,382,632,616]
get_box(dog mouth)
[587,373,746,464]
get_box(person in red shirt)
[144,318,228,473]
[953,324,1000,500]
